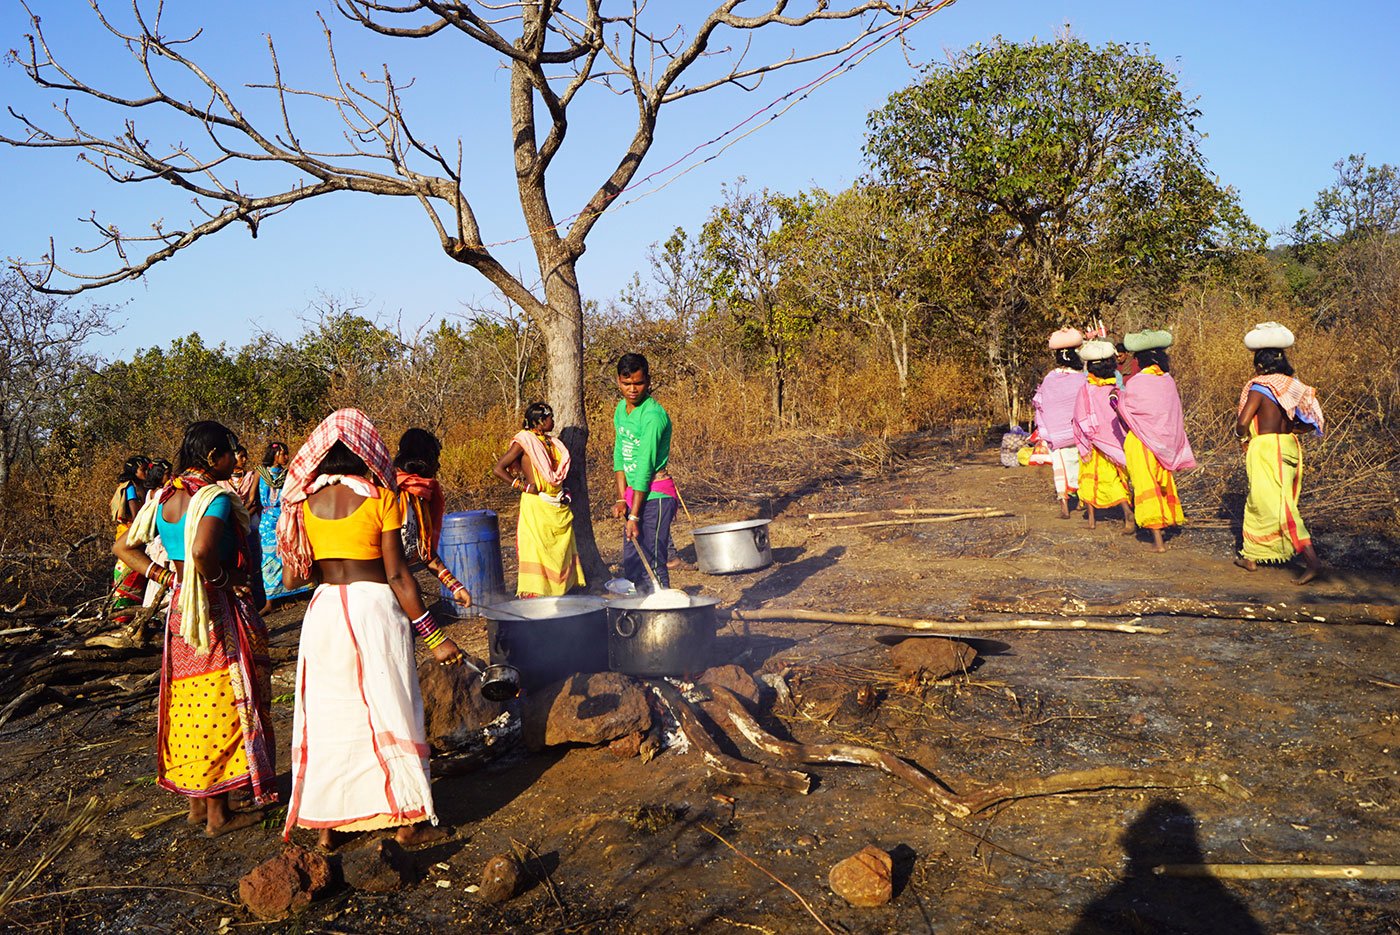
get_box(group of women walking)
[1032,321,1324,582]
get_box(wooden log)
[0,685,46,731]
[969,596,1399,627]
[707,685,973,818]
[824,510,1012,531]
[1156,863,1400,880]
[707,686,1248,819]
[728,608,1168,635]
[807,507,997,521]
[649,680,812,794]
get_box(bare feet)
[395,823,449,847]
[1294,545,1322,585]
[1234,557,1257,572]
[205,809,263,838]
[318,828,348,851]
[1058,500,1071,519]
[187,798,208,825]
[1149,528,1166,553]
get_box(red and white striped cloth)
[275,409,397,580]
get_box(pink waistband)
[624,476,677,508]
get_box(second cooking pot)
[691,518,773,574]
[607,594,719,677]
[479,595,608,691]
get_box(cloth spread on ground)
[158,578,276,804]
[395,469,445,564]
[1074,374,1128,467]
[613,396,672,501]
[1237,374,1325,436]
[514,438,584,596]
[283,581,436,836]
[1240,430,1311,563]
[277,409,397,580]
[1124,431,1186,529]
[1032,368,1087,450]
[1116,366,1197,472]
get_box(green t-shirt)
[613,396,671,501]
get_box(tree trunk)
[540,264,607,584]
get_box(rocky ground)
[0,443,1396,933]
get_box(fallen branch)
[698,823,837,935]
[807,507,997,521]
[1156,863,1400,880]
[0,685,46,731]
[650,681,812,794]
[824,510,1013,531]
[969,596,1398,627]
[708,687,1247,818]
[728,608,1167,635]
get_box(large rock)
[239,846,332,921]
[698,664,762,706]
[828,845,894,907]
[417,654,509,750]
[887,638,976,682]
[521,671,653,751]
[340,838,417,893]
[477,853,524,904]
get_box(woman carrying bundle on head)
[1113,330,1197,552]
[114,422,276,836]
[493,403,584,597]
[1073,342,1135,534]
[276,409,460,850]
[1033,328,1088,518]
[1233,323,1325,584]
[395,428,472,608]
[256,441,308,614]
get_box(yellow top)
[303,486,403,560]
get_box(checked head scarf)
[275,409,397,579]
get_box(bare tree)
[459,293,543,418]
[2,0,947,576]
[0,273,112,489]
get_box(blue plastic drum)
[438,509,506,615]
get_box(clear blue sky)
[2,1,1397,359]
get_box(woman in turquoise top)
[113,421,276,836]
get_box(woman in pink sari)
[1033,329,1088,518]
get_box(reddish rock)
[417,654,509,751]
[340,838,417,893]
[521,672,652,751]
[477,853,524,904]
[828,845,894,907]
[698,664,762,706]
[239,846,332,921]
[887,638,976,682]
[608,730,646,759]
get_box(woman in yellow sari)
[493,403,584,597]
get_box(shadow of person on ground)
[735,545,845,607]
[1070,798,1263,935]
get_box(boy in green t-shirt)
[611,353,676,590]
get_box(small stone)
[888,638,976,682]
[1128,712,1148,727]
[238,845,332,921]
[477,853,524,904]
[340,838,416,893]
[795,833,817,848]
[828,845,894,907]
[608,731,645,759]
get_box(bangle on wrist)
[627,514,640,522]
[423,629,447,650]
[144,560,156,579]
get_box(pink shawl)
[1032,369,1087,450]
[1073,378,1127,466]
[512,429,570,488]
[275,409,397,579]
[1116,369,1197,472]
[1238,374,1325,436]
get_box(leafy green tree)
[865,35,1261,422]
[1292,154,1400,250]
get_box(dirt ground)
[1,443,1397,933]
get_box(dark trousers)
[623,495,676,591]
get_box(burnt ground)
[0,445,1396,933]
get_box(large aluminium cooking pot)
[691,518,773,574]
[607,594,719,677]
[479,595,608,691]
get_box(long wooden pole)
[727,608,1168,635]
[824,510,1012,531]
[807,507,998,521]
[1156,863,1400,880]
[969,596,1398,627]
